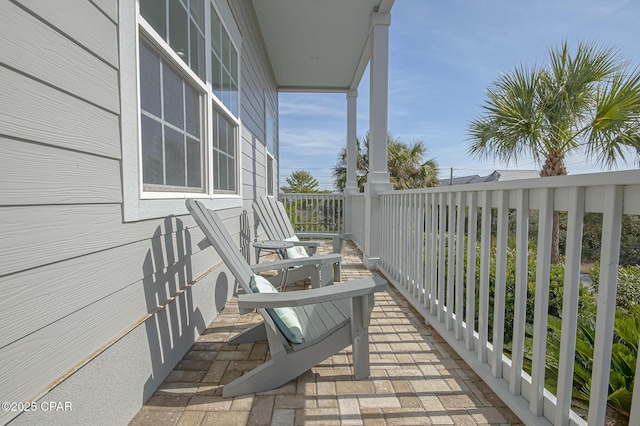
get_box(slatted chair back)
[185,199,290,348]
[186,199,254,289]
[253,197,295,240]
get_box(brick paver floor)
[130,241,523,425]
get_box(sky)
[278,0,640,191]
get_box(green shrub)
[544,306,639,424]
[475,243,595,345]
[589,262,640,313]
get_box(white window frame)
[120,0,242,221]
[264,93,277,197]
[266,152,275,197]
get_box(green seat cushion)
[284,236,309,259]
[250,275,303,344]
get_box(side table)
[253,240,294,290]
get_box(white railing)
[376,170,640,426]
[279,193,345,233]
[349,193,366,251]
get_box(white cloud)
[279,93,345,119]
[279,128,345,156]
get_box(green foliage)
[544,306,640,423]
[280,170,320,193]
[472,242,595,345]
[579,214,640,266]
[589,262,640,313]
[468,40,640,174]
[333,132,439,192]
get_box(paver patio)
[130,241,523,425]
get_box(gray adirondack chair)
[186,199,388,398]
[253,196,350,281]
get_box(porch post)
[344,90,359,235]
[363,12,393,269]
[345,90,359,194]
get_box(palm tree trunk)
[541,152,567,264]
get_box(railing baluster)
[493,190,508,379]
[438,192,447,322]
[417,193,425,303]
[385,194,390,270]
[555,186,585,426]
[455,191,466,340]
[402,194,409,289]
[446,192,456,330]
[530,188,553,416]
[430,194,438,315]
[478,190,492,364]
[424,193,432,309]
[399,194,405,284]
[413,193,421,298]
[465,192,478,351]
[409,194,415,295]
[510,189,528,395]
[588,185,623,426]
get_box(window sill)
[123,195,242,222]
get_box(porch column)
[345,90,359,194]
[344,90,359,235]
[363,12,393,269]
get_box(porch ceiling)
[250,0,394,92]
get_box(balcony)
[282,170,640,426]
[130,240,522,425]
[132,169,639,425]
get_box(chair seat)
[291,299,350,351]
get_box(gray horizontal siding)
[17,0,119,67]
[0,225,211,349]
[0,66,120,158]
[0,0,279,423]
[0,1,119,112]
[0,137,122,205]
[90,0,118,22]
[0,254,226,417]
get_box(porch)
[279,169,640,426]
[130,240,522,425]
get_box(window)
[210,5,238,116]
[212,108,236,192]
[121,0,242,219]
[140,0,205,79]
[139,39,203,192]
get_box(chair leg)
[223,325,353,398]
[223,356,297,397]
[309,267,320,288]
[229,322,267,345]
[351,295,371,380]
[333,262,342,282]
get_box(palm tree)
[334,132,439,191]
[468,40,640,263]
[388,139,440,190]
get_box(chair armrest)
[250,253,342,273]
[296,233,351,253]
[297,232,351,240]
[238,276,388,309]
[291,240,323,248]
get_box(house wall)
[0,1,276,424]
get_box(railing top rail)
[379,169,640,196]
[279,192,343,197]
